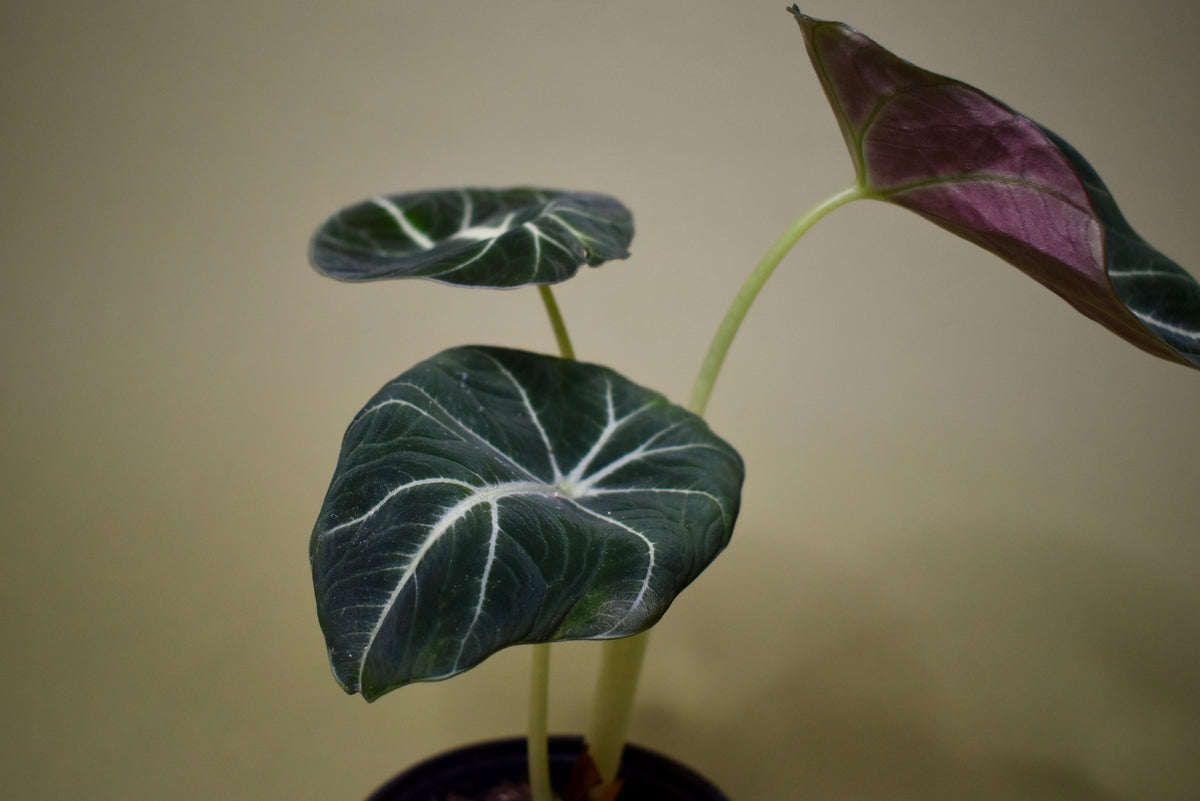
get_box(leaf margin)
[309,345,744,700]
[310,187,635,289]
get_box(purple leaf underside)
[790,7,1200,368]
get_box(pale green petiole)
[688,183,866,416]
[585,630,650,786]
[527,643,554,801]
[535,186,865,795]
[539,284,576,362]
[528,285,575,801]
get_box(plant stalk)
[546,187,864,796]
[538,284,649,789]
[528,285,574,801]
[539,284,576,361]
[688,183,865,416]
[586,630,650,786]
[528,643,554,801]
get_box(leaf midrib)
[358,479,559,684]
[357,473,698,681]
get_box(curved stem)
[581,185,865,793]
[688,184,865,416]
[538,285,576,361]
[540,187,863,796]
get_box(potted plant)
[306,8,1200,800]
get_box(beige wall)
[3,2,1198,798]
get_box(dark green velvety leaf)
[310,188,633,288]
[789,7,1200,368]
[310,346,743,700]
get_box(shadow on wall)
[634,523,1200,801]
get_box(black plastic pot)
[365,735,729,801]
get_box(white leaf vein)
[361,383,542,481]
[326,476,475,535]
[583,486,731,523]
[565,385,654,487]
[575,422,691,491]
[1131,309,1200,341]
[453,500,503,669]
[357,480,552,685]
[477,353,563,483]
[566,501,656,635]
[371,195,434,250]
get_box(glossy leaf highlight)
[311,188,633,288]
[310,347,743,700]
[790,7,1200,367]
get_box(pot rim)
[364,734,728,801]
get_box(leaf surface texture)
[791,7,1200,367]
[310,188,633,288]
[310,347,743,699]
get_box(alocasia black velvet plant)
[308,8,1200,799]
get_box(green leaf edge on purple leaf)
[788,6,1200,368]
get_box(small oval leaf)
[310,188,634,288]
[310,346,743,700]
[790,7,1200,368]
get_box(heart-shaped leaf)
[790,7,1200,368]
[310,188,634,288]
[310,346,743,700]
